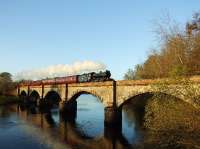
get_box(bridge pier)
[59,100,77,122]
[104,107,122,128]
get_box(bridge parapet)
[68,81,113,87]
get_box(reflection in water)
[122,104,143,145]
[76,94,104,138]
[0,106,64,149]
[51,109,60,123]
[45,112,56,127]
[0,93,199,149]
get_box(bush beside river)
[0,96,21,105]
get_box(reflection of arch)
[69,91,105,106]
[45,113,56,126]
[44,91,61,106]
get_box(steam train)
[20,70,112,86]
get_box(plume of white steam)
[14,61,106,80]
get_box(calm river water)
[0,94,199,149]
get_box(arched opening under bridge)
[119,92,200,144]
[44,91,61,110]
[29,90,40,107]
[18,91,28,111]
[20,91,27,98]
[67,91,105,138]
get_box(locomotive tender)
[20,70,112,86]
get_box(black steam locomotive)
[78,70,111,83]
[92,70,111,81]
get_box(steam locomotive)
[19,70,112,86]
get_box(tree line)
[0,72,15,96]
[124,12,200,80]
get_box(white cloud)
[14,61,106,80]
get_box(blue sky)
[0,0,199,80]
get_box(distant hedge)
[0,96,21,105]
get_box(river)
[0,94,199,149]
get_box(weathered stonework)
[29,86,43,98]
[67,81,114,107]
[42,84,66,100]
[19,86,29,96]
[18,80,200,109]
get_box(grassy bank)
[0,96,21,105]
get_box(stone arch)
[68,90,106,107]
[29,90,40,106]
[118,91,196,132]
[119,92,151,109]
[19,91,28,107]
[29,87,42,98]
[20,90,27,97]
[29,90,40,98]
[44,90,62,108]
[43,89,62,100]
[118,91,185,108]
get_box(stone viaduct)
[17,79,200,125]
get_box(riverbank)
[0,96,21,105]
